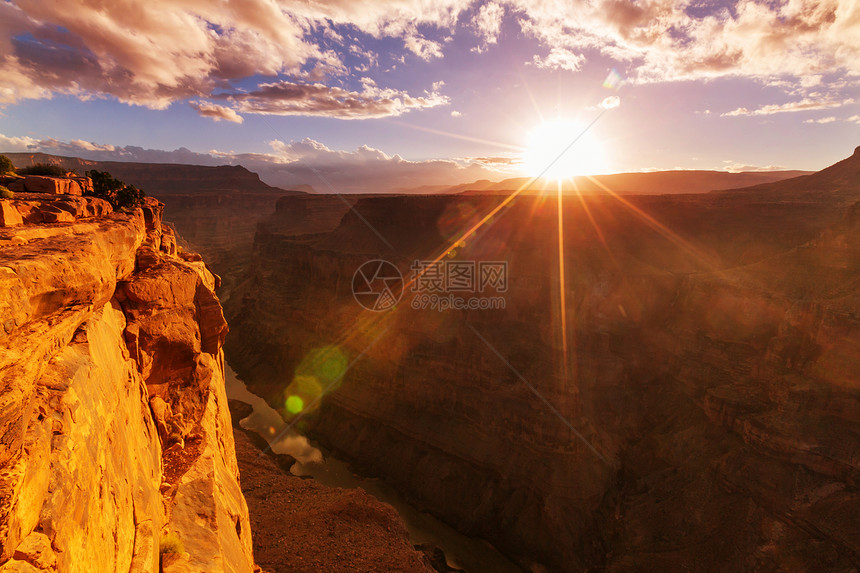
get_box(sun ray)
[403,177,537,292]
[386,118,525,152]
[556,179,571,392]
[570,179,644,320]
[583,175,726,274]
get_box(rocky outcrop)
[0,193,254,571]
[0,193,111,227]
[226,149,860,571]
[7,176,91,196]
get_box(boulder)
[37,205,75,224]
[0,200,23,227]
[22,176,82,196]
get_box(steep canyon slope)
[226,147,860,571]
[0,190,254,572]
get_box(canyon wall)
[0,189,254,572]
[226,149,860,571]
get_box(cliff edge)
[0,187,254,572]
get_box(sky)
[0,0,858,192]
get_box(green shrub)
[0,185,12,199]
[159,532,184,555]
[0,155,14,175]
[86,169,146,210]
[17,163,68,177]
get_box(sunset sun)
[521,119,609,181]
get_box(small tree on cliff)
[17,163,68,177]
[86,169,146,210]
[0,155,14,175]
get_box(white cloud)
[451,110,462,117]
[531,47,586,72]
[473,2,504,51]
[0,132,506,193]
[722,160,789,173]
[722,97,854,117]
[600,96,621,110]
[0,132,40,151]
[510,0,860,85]
[403,35,445,61]
[803,116,837,124]
[260,138,502,192]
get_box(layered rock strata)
[0,192,254,572]
[227,149,860,571]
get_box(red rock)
[0,200,256,572]
[161,225,177,256]
[36,205,75,224]
[0,200,23,227]
[21,176,82,196]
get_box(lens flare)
[282,346,349,418]
[286,395,304,414]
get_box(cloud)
[261,138,503,192]
[0,131,505,193]
[722,97,854,117]
[803,116,837,124]
[2,0,858,113]
[510,0,860,85]
[531,47,586,72]
[451,110,462,117]
[226,79,448,119]
[472,2,504,52]
[403,35,445,61]
[0,132,40,151]
[190,101,244,124]
[462,155,521,172]
[600,96,621,110]
[722,160,789,173]
[0,0,469,111]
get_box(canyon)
[224,147,860,571]
[0,172,444,573]
[3,148,858,572]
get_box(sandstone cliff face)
[226,150,860,571]
[0,194,253,572]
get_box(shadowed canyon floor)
[228,400,439,573]
[224,147,860,571]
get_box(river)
[224,363,524,573]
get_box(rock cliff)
[226,148,860,571]
[0,190,254,572]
